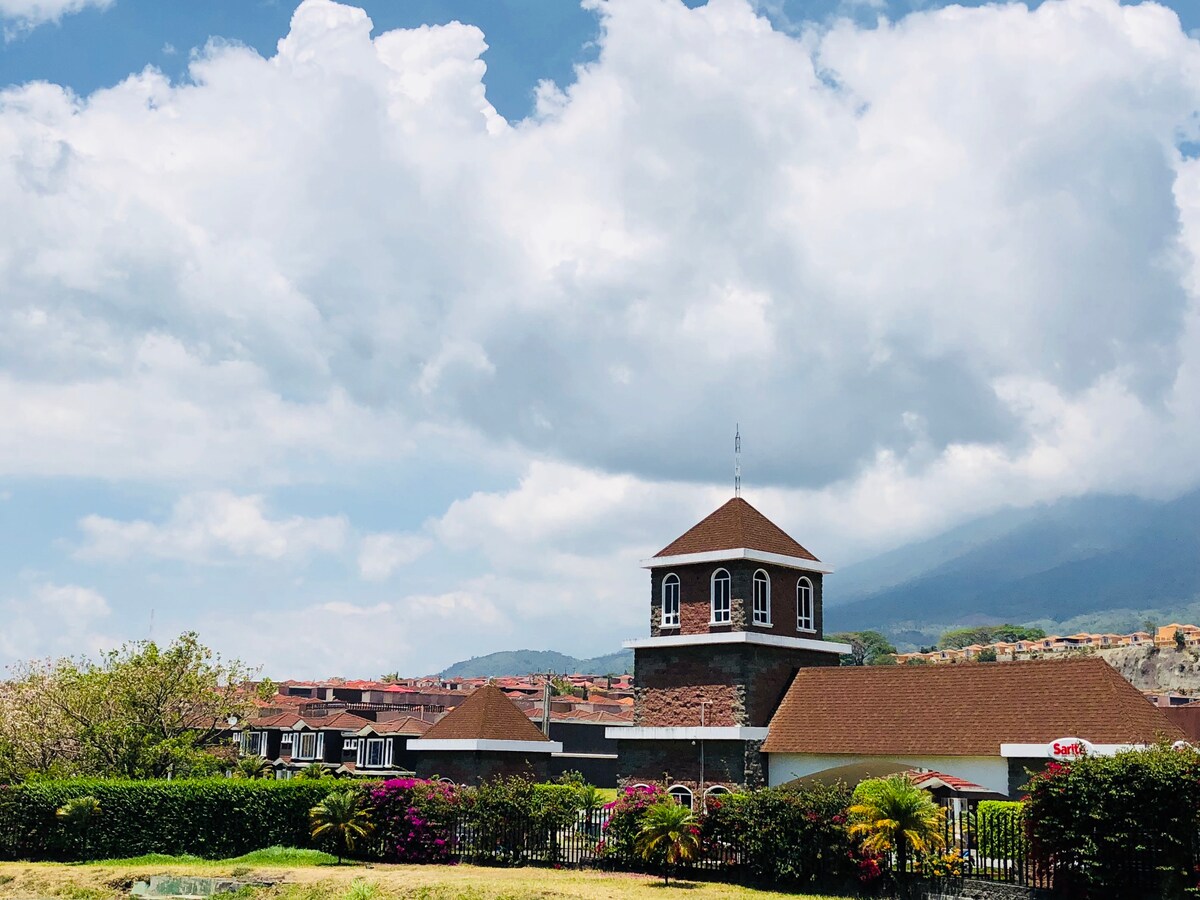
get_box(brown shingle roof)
[655,497,818,561]
[423,684,551,743]
[762,658,1184,756]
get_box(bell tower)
[606,496,849,796]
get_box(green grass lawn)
[0,849,855,900]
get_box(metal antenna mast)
[734,425,741,497]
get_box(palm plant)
[635,800,701,885]
[310,789,374,864]
[577,783,604,831]
[234,755,273,779]
[849,775,946,880]
[56,796,101,860]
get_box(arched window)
[667,784,694,809]
[796,577,814,632]
[661,574,680,628]
[711,569,731,624]
[704,785,731,803]
[752,570,771,626]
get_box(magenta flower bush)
[368,777,460,863]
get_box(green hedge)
[976,800,1025,861]
[0,779,347,861]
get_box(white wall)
[767,753,1011,796]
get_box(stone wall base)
[906,879,1051,900]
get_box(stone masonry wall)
[649,562,824,639]
[412,750,550,785]
[634,643,838,728]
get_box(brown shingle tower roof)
[655,497,819,561]
[423,684,552,743]
[762,658,1184,757]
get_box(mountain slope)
[439,648,633,679]
[826,489,1200,642]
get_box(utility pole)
[534,671,555,736]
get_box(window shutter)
[316,732,325,759]
[385,739,393,768]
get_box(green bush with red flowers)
[701,782,871,889]
[1024,745,1200,899]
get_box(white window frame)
[704,785,731,797]
[241,731,266,758]
[297,731,321,760]
[358,737,392,769]
[661,574,680,629]
[344,738,358,751]
[752,570,771,626]
[667,784,694,810]
[796,577,814,632]
[710,569,731,625]
[280,732,294,750]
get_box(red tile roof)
[762,658,1184,756]
[422,684,552,743]
[655,497,818,561]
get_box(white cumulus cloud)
[76,491,349,563]
[0,0,110,37]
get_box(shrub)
[598,783,666,863]
[0,779,346,861]
[975,800,1025,862]
[368,778,459,863]
[1025,746,1200,899]
[701,783,859,887]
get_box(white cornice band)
[406,738,563,753]
[623,631,851,654]
[605,726,770,741]
[642,548,834,574]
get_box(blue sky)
[2,0,1200,677]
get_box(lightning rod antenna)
[734,425,741,498]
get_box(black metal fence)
[901,802,1052,889]
[440,808,740,873]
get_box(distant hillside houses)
[895,624,1200,665]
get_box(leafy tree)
[977,647,998,663]
[1176,629,1187,651]
[0,632,259,779]
[830,631,898,666]
[635,800,701,885]
[849,775,945,880]
[301,764,331,780]
[310,789,374,864]
[56,795,101,859]
[937,624,1046,650]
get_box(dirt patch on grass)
[0,862,850,900]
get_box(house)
[761,658,1185,796]
[407,684,563,783]
[236,710,429,778]
[1156,624,1200,648]
[605,496,849,802]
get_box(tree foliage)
[937,624,1046,650]
[310,789,374,863]
[1025,746,1200,899]
[830,631,897,666]
[0,632,258,780]
[636,801,700,885]
[849,775,945,878]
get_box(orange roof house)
[762,658,1182,796]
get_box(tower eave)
[622,631,851,655]
[641,547,834,574]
